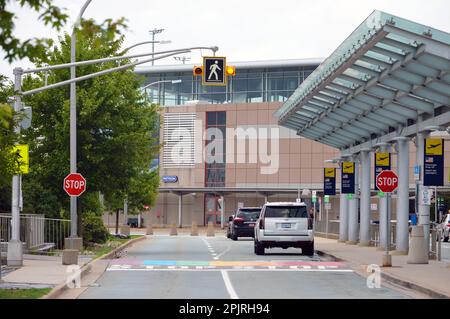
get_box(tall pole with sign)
[376,170,398,267]
[375,144,391,250]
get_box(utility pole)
[149,28,164,66]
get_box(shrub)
[82,211,109,245]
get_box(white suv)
[254,202,314,256]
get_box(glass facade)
[140,64,318,106]
[205,111,226,188]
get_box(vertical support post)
[395,137,410,254]
[359,149,371,246]
[382,192,393,267]
[325,205,329,238]
[377,143,391,250]
[220,195,225,229]
[339,193,348,242]
[123,198,128,226]
[348,159,359,244]
[8,67,24,266]
[70,24,78,238]
[416,130,430,257]
[178,194,183,228]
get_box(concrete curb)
[316,249,450,299]
[41,235,146,299]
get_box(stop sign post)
[64,173,87,197]
[375,170,398,267]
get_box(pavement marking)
[213,246,231,260]
[302,266,312,269]
[146,266,154,269]
[106,268,354,273]
[318,266,326,270]
[221,270,239,299]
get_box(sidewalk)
[0,254,92,288]
[109,226,228,236]
[315,237,450,298]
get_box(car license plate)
[248,223,255,227]
[281,223,291,228]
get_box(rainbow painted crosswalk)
[106,260,352,272]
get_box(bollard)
[206,221,215,237]
[170,223,178,236]
[190,222,199,236]
[64,237,83,251]
[430,229,437,260]
[146,223,153,235]
[120,225,130,237]
[407,225,429,264]
[62,249,78,265]
[437,229,442,261]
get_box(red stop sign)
[376,170,398,193]
[64,173,87,197]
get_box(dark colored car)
[227,207,262,240]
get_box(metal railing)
[0,214,70,252]
[314,220,396,246]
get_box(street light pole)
[143,79,182,104]
[69,0,92,245]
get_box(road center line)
[220,270,239,299]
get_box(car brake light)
[447,223,450,228]
[233,217,244,224]
[259,218,265,229]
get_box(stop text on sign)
[377,176,398,186]
[64,179,85,189]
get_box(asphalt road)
[79,234,409,299]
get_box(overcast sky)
[1,0,450,79]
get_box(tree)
[16,18,160,227]
[0,0,68,62]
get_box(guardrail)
[0,214,70,252]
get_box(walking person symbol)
[208,60,221,81]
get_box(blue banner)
[374,153,391,191]
[341,162,355,194]
[324,168,336,196]
[424,138,444,186]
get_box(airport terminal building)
[133,54,450,229]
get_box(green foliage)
[0,288,52,299]
[0,0,68,62]
[82,211,109,244]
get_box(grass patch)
[82,235,143,259]
[0,288,52,299]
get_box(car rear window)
[264,206,307,218]
[236,209,261,220]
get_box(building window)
[162,113,196,167]
[205,111,226,187]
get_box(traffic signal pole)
[7,67,24,266]
[7,45,219,265]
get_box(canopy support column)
[359,149,371,246]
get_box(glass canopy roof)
[275,10,450,151]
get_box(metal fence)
[0,214,70,251]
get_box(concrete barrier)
[120,225,130,237]
[146,223,153,235]
[407,225,429,264]
[170,223,178,236]
[62,249,78,265]
[206,221,215,237]
[190,222,199,236]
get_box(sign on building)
[203,56,227,86]
[374,153,391,191]
[424,138,444,186]
[323,168,336,196]
[341,162,355,194]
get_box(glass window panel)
[207,112,217,125]
[216,111,226,125]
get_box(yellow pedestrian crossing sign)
[12,144,29,174]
